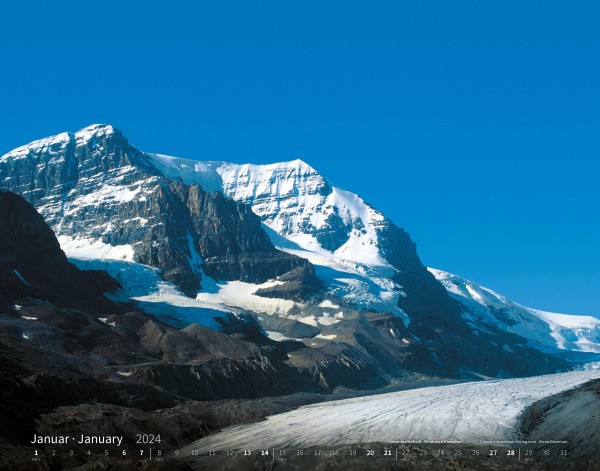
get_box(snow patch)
[265,331,302,342]
[316,314,340,326]
[58,235,135,261]
[196,280,294,316]
[298,316,318,327]
[315,333,337,340]
[318,300,340,309]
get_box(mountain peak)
[74,123,119,144]
[288,157,314,169]
[223,158,320,176]
[271,158,319,175]
[78,123,116,133]
[1,124,121,162]
[1,131,71,161]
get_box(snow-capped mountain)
[1,124,598,382]
[204,159,600,355]
[429,268,600,353]
[142,146,600,356]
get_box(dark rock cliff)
[0,190,121,312]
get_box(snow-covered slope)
[59,237,237,330]
[145,153,223,193]
[124,155,390,266]
[429,268,600,353]
[181,368,600,451]
[116,156,421,320]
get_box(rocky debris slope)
[0,192,343,470]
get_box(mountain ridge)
[1,124,598,382]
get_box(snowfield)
[181,369,600,452]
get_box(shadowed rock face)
[375,217,466,338]
[0,125,316,297]
[0,190,120,312]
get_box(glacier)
[181,368,600,452]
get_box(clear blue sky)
[1,1,598,315]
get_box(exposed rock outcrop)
[254,265,322,301]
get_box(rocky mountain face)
[213,160,466,338]
[0,125,314,297]
[209,160,500,339]
[0,190,459,401]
